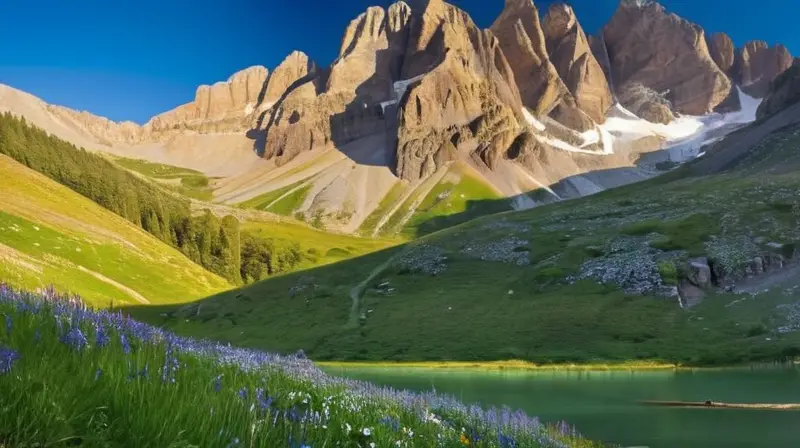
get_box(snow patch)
[523,108,546,131]
[392,74,427,103]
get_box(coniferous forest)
[0,112,304,284]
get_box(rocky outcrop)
[542,3,613,123]
[756,61,800,119]
[490,0,593,131]
[395,0,524,181]
[148,66,269,134]
[263,52,317,106]
[602,0,732,115]
[261,3,411,165]
[588,34,614,96]
[709,32,735,74]
[734,41,793,97]
[616,82,675,124]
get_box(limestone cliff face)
[261,3,411,165]
[490,0,593,131]
[262,51,317,106]
[148,66,269,134]
[709,32,736,74]
[542,3,614,123]
[394,0,524,181]
[734,41,793,98]
[602,0,731,115]
[48,66,273,143]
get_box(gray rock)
[461,237,531,266]
[678,281,706,308]
[396,245,448,276]
[768,242,785,250]
[687,257,712,287]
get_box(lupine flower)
[119,333,131,354]
[213,375,223,392]
[3,314,10,335]
[0,346,20,374]
[95,324,110,348]
[61,326,88,351]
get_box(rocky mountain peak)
[263,51,317,105]
[602,0,731,116]
[490,0,594,130]
[709,32,735,74]
[735,40,793,97]
[542,3,613,123]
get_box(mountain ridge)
[1,0,795,235]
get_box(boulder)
[734,41,793,98]
[602,0,732,115]
[678,280,706,308]
[542,3,613,123]
[686,257,712,288]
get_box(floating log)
[641,400,800,410]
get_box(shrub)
[657,261,679,286]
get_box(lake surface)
[324,366,800,448]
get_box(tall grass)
[0,285,604,448]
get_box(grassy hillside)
[128,123,800,366]
[111,156,214,201]
[0,286,599,448]
[0,155,230,306]
[242,220,397,270]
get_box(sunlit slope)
[0,155,230,306]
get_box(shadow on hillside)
[118,245,404,354]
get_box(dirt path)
[77,266,150,305]
[345,250,406,329]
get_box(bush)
[657,261,679,285]
[746,324,768,338]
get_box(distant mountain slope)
[0,0,794,236]
[0,155,231,306]
[128,116,800,365]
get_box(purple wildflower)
[95,324,110,348]
[3,314,10,335]
[119,333,131,354]
[0,346,20,374]
[61,326,88,351]
[213,375,223,392]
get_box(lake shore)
[318,359,800,371]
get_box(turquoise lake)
[325,366,800,447]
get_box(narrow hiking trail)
[346,249,407,328]
[77,266,151,305]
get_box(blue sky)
[0,0,795,124]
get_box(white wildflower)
[362,427,372,436]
